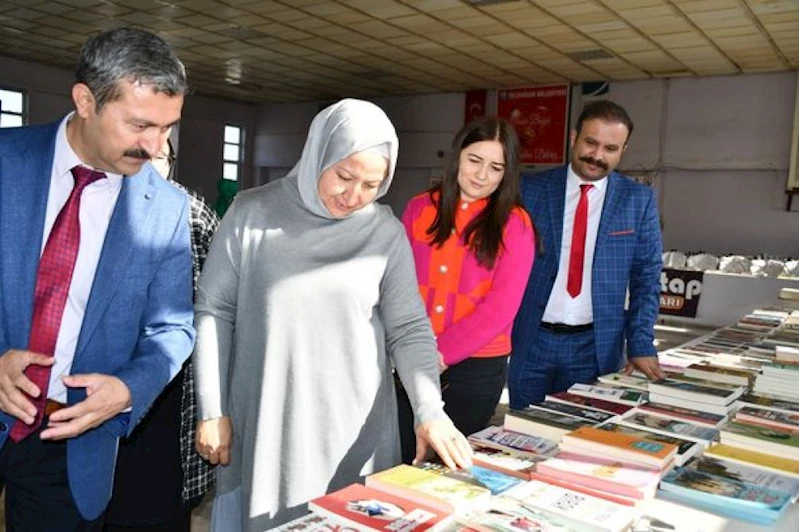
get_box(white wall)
[0,54,256,206]
[254,72,799,257]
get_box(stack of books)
[589,421,704,466]
[682,362,756,387]
[467,426,556,480]
[616,410,718,443]
[752,360,799,401]
[635,401,727,429]
[559,426,678,471]
[503,406,598,442]
[566,382,647,406]
[544,390,633,415]
[658,467,794,525]
[719,421,799,461]
[647,378,743,416]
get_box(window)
[0,88,26,128]
[223,125,242,182]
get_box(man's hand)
[196,416,232,466]
[623,355,665,381]
[0,349,55,424]
[414,418,473,470]
[40,374,131,440]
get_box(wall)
[254,71,799,257]
[0,54,257,206]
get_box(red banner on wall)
[464,89,487,125]
[497,84,570,165]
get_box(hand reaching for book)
[624,355,665,381]
[414,418,473,470]
[196,415,232,465]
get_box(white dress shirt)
[43,115,123,402]
[542,164,608,326]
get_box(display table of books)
[277,303,799,530]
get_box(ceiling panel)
[0,0,794,103]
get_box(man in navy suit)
[0,28,195,530]
[509,101,665,409]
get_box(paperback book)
[365,465,491,515]
[720,421,799,460]
[634,402,726,428]
[309,483,453,531]
[734,406,799,432]
[414,462,525,496]
[658,467,793,525]
[647,379,743,406]
[467,425,557,460]
[529,400,615,424]
[685,456,799,497]
[737,392,799,415]
[590,421,701,466]
[559,426,678,469]
[618,411,718,442]
[544,391,633,415]
[596,372,650,391]
[704,443,799,478]
[504,408,595,442]
[567,383,646,406]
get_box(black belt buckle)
[540,321,593,334]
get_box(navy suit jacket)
[512,165,662,376]
[0,121,195,519]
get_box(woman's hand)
[414,418,473,469]
[196,415,233,466]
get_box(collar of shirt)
[566,163,608,196]
[53,113,125,189]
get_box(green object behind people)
[214,178,238,217]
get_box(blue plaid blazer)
[512,165,662,375]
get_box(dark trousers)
[397,355,509,464]
[508,326,599,410]
[0,423,105,531]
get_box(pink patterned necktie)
[10,166,106,442]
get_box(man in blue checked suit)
[509,101,665,409]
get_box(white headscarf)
[288,99,399,219]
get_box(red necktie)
[567,184,593,298]
[10,166,106,442]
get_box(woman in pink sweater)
[397,117,537,463]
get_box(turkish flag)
[464,89,487,124]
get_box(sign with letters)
[497,84,570,165]
[660,268,704,317]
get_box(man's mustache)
[579,156,608,170]
[124,149,151,160]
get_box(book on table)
[647,392,736,417]
[528,400,615,424]
[567,383,647,406]
[684,455,799,498]
[736,392,799,415]
[273,512,352,531]
[365,465,491,516]
[657,467,793,526]
[719,420,799,460]
[588,421,701,466]
[413,461,525,496]
[308,483,453,531]
[647,378,743,406]
[682,363,755,387]
[617,410,718,442]
[496,479,637,532]
[734,405,799,432]
[558,426,678,470]
[535,451,661,500]
[467,425,557,460]
[704,443,799,478]
[469,443,546,480]
[544,391,633,416]
[503,407,596,442]
[596,372,651,391]
[634,402,727,429]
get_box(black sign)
[660,268,703,317]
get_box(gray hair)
[76,27,188,111]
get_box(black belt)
[540,322,593,334]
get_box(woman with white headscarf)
[193,99,472,531]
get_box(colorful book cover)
[470,444,544,480]
[415,462,525,496]
[685,456,799,496]
[567,383,646,405]
[648,379,741,403]
[467,426,557,459]
[735,406,799,432]
[544,391,633,415]
[658,468,792,525]
[530,400,614,424]
[504,408,594,440]
[721,421,799,452]
[365,465,491,515]
[561,426,677,467]
[500,480,636,532]
[536,452,660,499]
[635,402,726,428]
[592,422,698,465]
[739,392,799,415]
[704,443,799,477]
[309,483,453,531]
[619,411,718,441]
